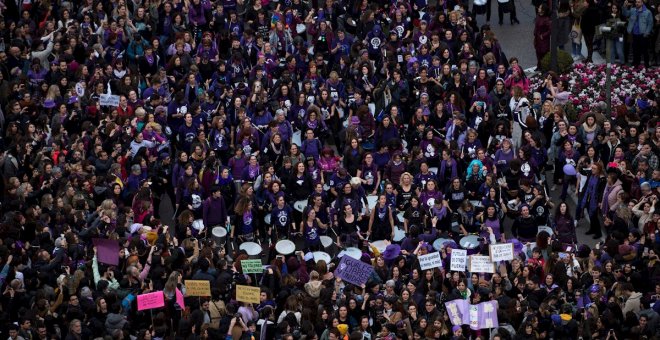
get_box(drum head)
[338,247,362,260]
[367,196,378,209]
[264,214,272,225]
[320,236,333,248]
[433,238,452,251]
[275,240,296,255]
[371,240,389,253]
[459,235,480,249]
[294,200,308,213]
[212,227,227,237]
[239,242,262,256]
[192,219,205,231]
[312,251,331,263]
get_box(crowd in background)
[0,0,659,339]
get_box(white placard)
[100,94,120,107]
[469,255,495,273]
[489,243,514,262]
[450,249,467,272]
[419,252,443,270]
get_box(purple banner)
[334,255,373,286]
[92,238,120,265]
[445,299,499,330]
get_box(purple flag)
[334,255,373,286]
[476,300,499,330]
[92,238,120,265]
[445,299,469,326]
[446,299,498,330]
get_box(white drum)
[397,212,404,223]
[264,214,272,225]
[433,238,452,251]
[320,236,337,257]
[275,240,296,255]
[292,130,302,147]
[470,200,483,208]
[372,240,389,253]
[367,195,378,209]
[338,247,362,260]
[429,167,438,175]
[312,251,332,264]
[393,227,406,242]
[212,226,227,245]
[239,242,263,257]
[192,219,205,231]
[294,200,308,213]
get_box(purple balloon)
[563,164,577,176]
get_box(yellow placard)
[235,285,260,304]
[185,280,211,297]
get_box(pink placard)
[137,291,165,311]
[175,288,185,309]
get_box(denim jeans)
[572,42,582,56]
[608,38,625,63]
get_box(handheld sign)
[469,255,495,273]
[92,238,120,265]
[334,255,373,286]
[185,280,211,297]
[418,252,443,270]
[450,249,468,272]
[175,288,185,309]
[446,299,499,330]
[137,291,165,311]
[236,285,260,304]
[99,94,120,107]
[241,259,264,274]
[489,243,514,262]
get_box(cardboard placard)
[489,243,514,262]
[185,280,211,297]
[241,259,264,274]
[236,285,260,304]
[175,288,185,309]
[334,255,373,286]
[99,94,120,107]
[137,291,165,311]
[418,252,443,270]
[469,255,495,273]
[450,249,468,272]
[92,238,119,265]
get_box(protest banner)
[334,255,373,286]
[418,252,443,270]
[241,259,264,274]
[450,249,468,272]
[137,291,165,311]
[99,94,120,107]
[185,280,211,296]
[445,299,499,330]
[469,255,495,273]
[489,243,514,262]
[236,285,260,304]
[175,288,185,309]
[92,238,119,265]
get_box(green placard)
[241,259,263,274]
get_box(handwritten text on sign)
[185,280,211,297]
[99,94,120,107]
[450,249,467,272]
[469,255,495,273]
[137,291,165,311]
[489,243,514,262]
[418,252,443,270]
[241,259,264,274]
[236,285,260,304]
[334,255,373,286]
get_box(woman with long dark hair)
[555,201,577,245]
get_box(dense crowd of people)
[0,0,659,339]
